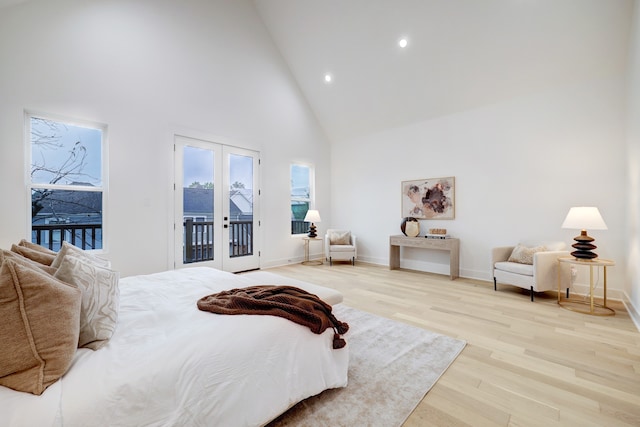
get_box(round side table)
[557,256,615,316]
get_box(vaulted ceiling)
[253,0,634,142]
[1,0,634,143]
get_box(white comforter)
[0,267,349,427]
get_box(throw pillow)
[508,244,546,265]
[18,239,57,256]
[54,255,119,350]
[0,259,81,395]
[329,230,351,245]
[1,249,57,275]
[51,241,111,269]
[10,243,56,266]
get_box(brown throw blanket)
[197,285,349,349]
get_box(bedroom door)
[174,135,260,273]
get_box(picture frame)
[401,177,455,220]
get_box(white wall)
[331,75,628,296]
[626,2,640,325]
[0,0,331,276]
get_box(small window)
[290,164,313,235]
[27,112,106,251]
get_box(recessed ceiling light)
[399,38,408,48]
[324,73,332,83]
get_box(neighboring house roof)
[32,189,102,215]
[229,189,253,215]
[183,188,214,214]
[183,188,248,217]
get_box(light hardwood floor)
[263,262,640,427]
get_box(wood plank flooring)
[263,262,640,426]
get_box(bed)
[0,258,349,427]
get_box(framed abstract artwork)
[401,177,455,220]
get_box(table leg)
[603,265,608,308]
[589,265,594,314]
[557,259,561,304]
[449,241,460,280]
[389,244,400,270]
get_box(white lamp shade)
[304,209,321,223]
[561,207,608,230]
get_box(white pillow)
[51,241,111,269]
[54,255,119,350]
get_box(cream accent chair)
[492,240,570,301]
[325,229,357,266]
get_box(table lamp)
[304,209,321,238]
[561,207,608,260]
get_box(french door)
[174,135,260,272]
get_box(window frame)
[25,110,109,252]
[290,163,315,236]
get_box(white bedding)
[0,267,349,427]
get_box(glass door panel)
[182,146,215,264]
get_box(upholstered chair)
[492,240,570,301]
[325,229,357,266]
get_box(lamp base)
[307,223,317,238]
[571,230,598,260]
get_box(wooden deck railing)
[291,220,309,235]
[32,224,102,251]
[31,220,253,261]
[183,219,253,263]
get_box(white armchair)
[325,229,357,266]
[492,240,570,301]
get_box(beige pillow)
[54,255,119,350]
[1,249,57,275]
[51,241,111,269]
[10,243,56,266]
[508,244,546,265]
[18,239,57,256]
[0,259,81,395]
[329,230,351,245]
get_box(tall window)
[27,112,106,251]
[290,164,313,235]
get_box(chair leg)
[351,257,355,266]
[530,286,534,302]
[329,257,333,266]
[493,277,497,291]
[566,288,569,298]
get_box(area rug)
[268,304,466,427]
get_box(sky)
[183,146,253,190]
[30,117,102,186]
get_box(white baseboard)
[568,281,624,301]
[622,292,640,332]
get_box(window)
[27,112,107,251]
[290,163,313,235]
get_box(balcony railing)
[183,219,253,264]
[31,220,253,262]
[32,224,102,251]
[291,220,309,235]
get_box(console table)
[389,235,460,280]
